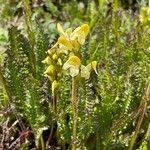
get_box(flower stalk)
[71,77,78,150]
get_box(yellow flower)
[48,43,58,55]
[72,24,90,37]
[63,55,81,68]
[58,36,73,51]
[43,23,93,80]
[57,58,62,66]
[44,65,56,76]
[42,56,51,65]
[57,23,90,45]
[81,65,91,79]
[70,24,90,45]
[71,40,80,52]
[57,23,72,38]
[57,23,65,35]
[81,61,98,79]
[52,53,58,60]
[91,61,98,74]
[63,55,81,77]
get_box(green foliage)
[0,0,149,149]
[1,24,51,148]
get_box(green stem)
[129,83,149,150]
[71,77,78,150]
[128,102,147,150]
[0,67,11,100]
[40,135,45,150]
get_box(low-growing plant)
[0,0,150,150]
[42,23,98,149]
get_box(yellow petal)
[70,27,81,40]
[63,62,71,70]
[48,76,53,82]
[58,36,73,50]
[77,34,86,45]
[52,53,58,60]
[48,45,57,55]
[69,56,81,66]
[63,56,81,77]
[72,26,81,33]
[57,23,65,35]
[69,67,80,77]
[44,74,53,82]
[44,65,56,75]
[80,24,90,36]
[71,24,90,44]
[65,28,72,36]
[42,57,51,64]
[65,56,81,68]
[87,63,92,71]
[57,47,69,54]
[91,61,98,74]
[81,65,91,79]
[71,40,80,51]
[57,58,62,66]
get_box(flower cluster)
[42,47,62,95]
[42,23,97,93]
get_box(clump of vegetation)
[43,23,98,149]
[0,0,150,150]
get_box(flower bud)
[44,65,56,76]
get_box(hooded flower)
[63,55,98,78]
[70,24,90,45]
[63,55,81,77]
[58,36,73,51]
[81,61,98,79]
